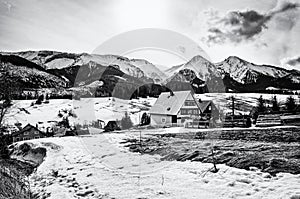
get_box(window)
[24,132,29,135]
[208,105,211,111]
[184,101,195,106]
[193,109,199,115]
[34,136,40,139]
[34,131,39,135]
[161,118,166,123]
[181,109,199,115]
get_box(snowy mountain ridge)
[2,50,300,93]
[5,51,167,82]
[215,56,290,84]
[165,55,219,81]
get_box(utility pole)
[231,96,235,116]
[231,96,235,127]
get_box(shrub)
[35,95,44,105]
[141,112,150,126]
[121,112,133,130]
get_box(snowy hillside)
[216,56,289,84]
[130,59,167,82]
[0,54,67,88]
[6,97,157,128]
[6,51,166,80]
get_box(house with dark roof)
[12,124,48,143]
[198,100,218,119]
[149,90,202,126]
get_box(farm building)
[149,90,203,126]
[12,124,48,143]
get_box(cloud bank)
[205,0,299,44]
[281,56,300,68]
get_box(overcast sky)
[0,0,299,69]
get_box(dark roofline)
[12,123,46,137]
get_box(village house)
[198,100,219,119]
[12,124,48,143]
[149,90,203,126]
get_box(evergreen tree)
[271,96,280,112]
[121,112,133,130]
[285,96,296,112]
[257,95,266,113]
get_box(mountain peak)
[225,56,249,64]
[189,55,210,63]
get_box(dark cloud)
[284,56,300,66]
[205,0,300,44]
[270,0,299,14]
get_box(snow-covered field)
[26,132,300,199]
[6,97,157,128]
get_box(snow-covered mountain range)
[1,50,300,94]
[5,51,167,82]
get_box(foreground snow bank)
[28,134,300,199]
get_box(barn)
[149,90,202,126]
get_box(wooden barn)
[149,90,202,126]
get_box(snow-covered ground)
[26,132,300,199]
[6,97,157,128]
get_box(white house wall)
[150,114,172,126]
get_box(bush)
[121,112,133,130]
[141,112,150,126]
[35,95,44,105]
[0,134,12,159]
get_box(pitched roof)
[197,100,212,112]
[12,123,46,137]
[149,90,194,115]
